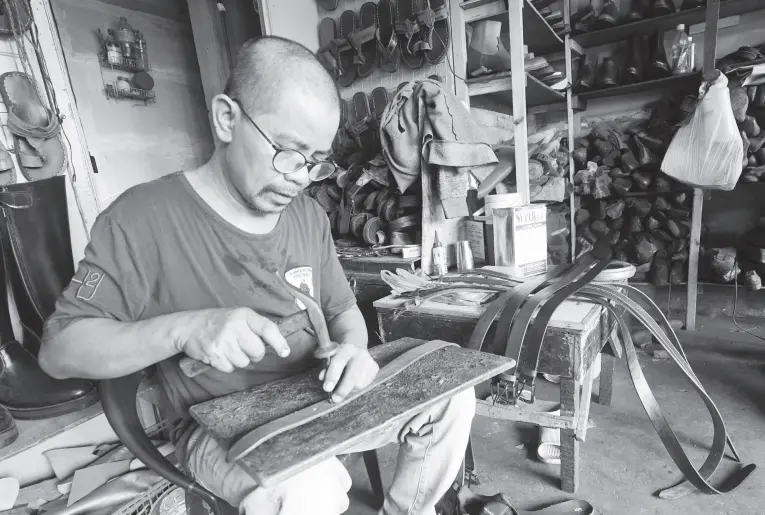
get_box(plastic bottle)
[432,231,448,276]
[665,24,691,75]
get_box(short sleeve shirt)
[44,172,357,418]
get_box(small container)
[121,41,135,60]
[116,76,131,93]
[134,30,149,69]
[115,16,135,44]
[456,240,475,272]
[431,231,448,276]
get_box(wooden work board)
[189,337,513,486]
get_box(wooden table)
[374,294,620,493]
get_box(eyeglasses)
[231,98,337,182]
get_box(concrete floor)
[345,325,765,514]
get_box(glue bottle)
[432,231,448,276]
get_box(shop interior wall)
[538,3,765,249]
[51,0,214,209]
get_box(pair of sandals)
[318,0,450,88]
[332,87,391,164]
[0,72,67,186]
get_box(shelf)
[574,72,701,101]
[572,0,765,48]
[100,55,150,73]
[461,0,564,54]
[467,71,566,111]
[105,83,156,102]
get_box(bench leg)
[598,352,616,406]
[560,377,579,494]
[363,450,385,509]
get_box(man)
[40,36,475,515]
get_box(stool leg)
[560,377,579,493]
[598,352,615,406]
[363,450,385,509]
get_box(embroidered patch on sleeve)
[71,267,106,301]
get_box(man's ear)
[211,94,236,144]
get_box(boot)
[624,35,646,84]
[0,198,98,418]
[681,0,704,10]
[595,0,620,29]
[626,0,651,22]
[575,55,595,91]
[650,0,676,17]
[598,57,619,88]
[0,405,17,449]
[0,176,74,355]
[649,31,671,79]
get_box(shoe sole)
[6,389,100,420]
[0,422,18,449]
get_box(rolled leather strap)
[363,216,385,245]
[389,214,419,231]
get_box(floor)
[345,326,765,515]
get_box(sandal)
[317,0,338,11]
[355,2,379,77]
[396,0,426,68]
[318,17,341,80]
[437,484,597,515]
[377,0,401,73]
[0,140,16,186]
[0,0,32,35]
[0,72,66,181]
[425,0,450,65]
[348,92,377,156]
[370,87,389,150]
[337,11,358,87]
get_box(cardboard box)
[492,204,547,280]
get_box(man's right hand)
[178,308,290,373]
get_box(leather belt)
[575,283,755,498]
[227,340,459,462]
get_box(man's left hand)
[319,343,379,403]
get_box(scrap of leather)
[38,470,163,515]
[575,283,755,497]
[227,340,474,462]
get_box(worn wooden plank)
[598,352,615,406]
[560,377,579,493]
[191,338,513,486]
[509,0,530,204]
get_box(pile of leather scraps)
[476,130,571,203]
[306,157,422,252]
[574,193,693,286]
[572,121,684,198]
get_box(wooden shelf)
[467,71,566,111]
[573,0,765,48]
[574,72,701,101]
[461,0,564,54]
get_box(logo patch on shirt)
[284,266,314,309]
[72,267,106,301]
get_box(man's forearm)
[327,306,368,350]
[39,312,200,380]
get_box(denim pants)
[183,388,476,515]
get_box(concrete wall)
[51,0,214,207]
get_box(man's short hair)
[224,36,340,116]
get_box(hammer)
[178,275,339,383]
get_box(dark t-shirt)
[45,172,357,419]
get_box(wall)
[51,0,214,207]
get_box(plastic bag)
[661,71,743,190]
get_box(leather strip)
[575,285,755,498]
[513,256,608,382]
[389,214,419,231]
[227,340,459,462]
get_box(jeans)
[183,388,476,515]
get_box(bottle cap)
[677,24,685,30]
[434,231,442,247]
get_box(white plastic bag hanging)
[661,71,743,190]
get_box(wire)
[732,255,765,342]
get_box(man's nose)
[285,165,311,188]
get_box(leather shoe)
[624,35,646,84]
[650,0,676,16]
[596,0,621,28]
[0,339,99,419]
[575,55,595,91]
[598,57,619,88]
[649,31,671,78]
[0,405,17,449]
[681,0,705,10]
[626,0,651,22]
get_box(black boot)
[0,176,74,355]
[649,31,671,79]
[0,404,17,448]
[626,0,651,22]
[624,35,646,84]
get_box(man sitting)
[40,36,475,515]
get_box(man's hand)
[318,343,379,403]
[178,308,291,373]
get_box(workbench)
[373,295,620,493]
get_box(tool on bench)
[178,275,340,399]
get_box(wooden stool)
[374,296,619,493]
